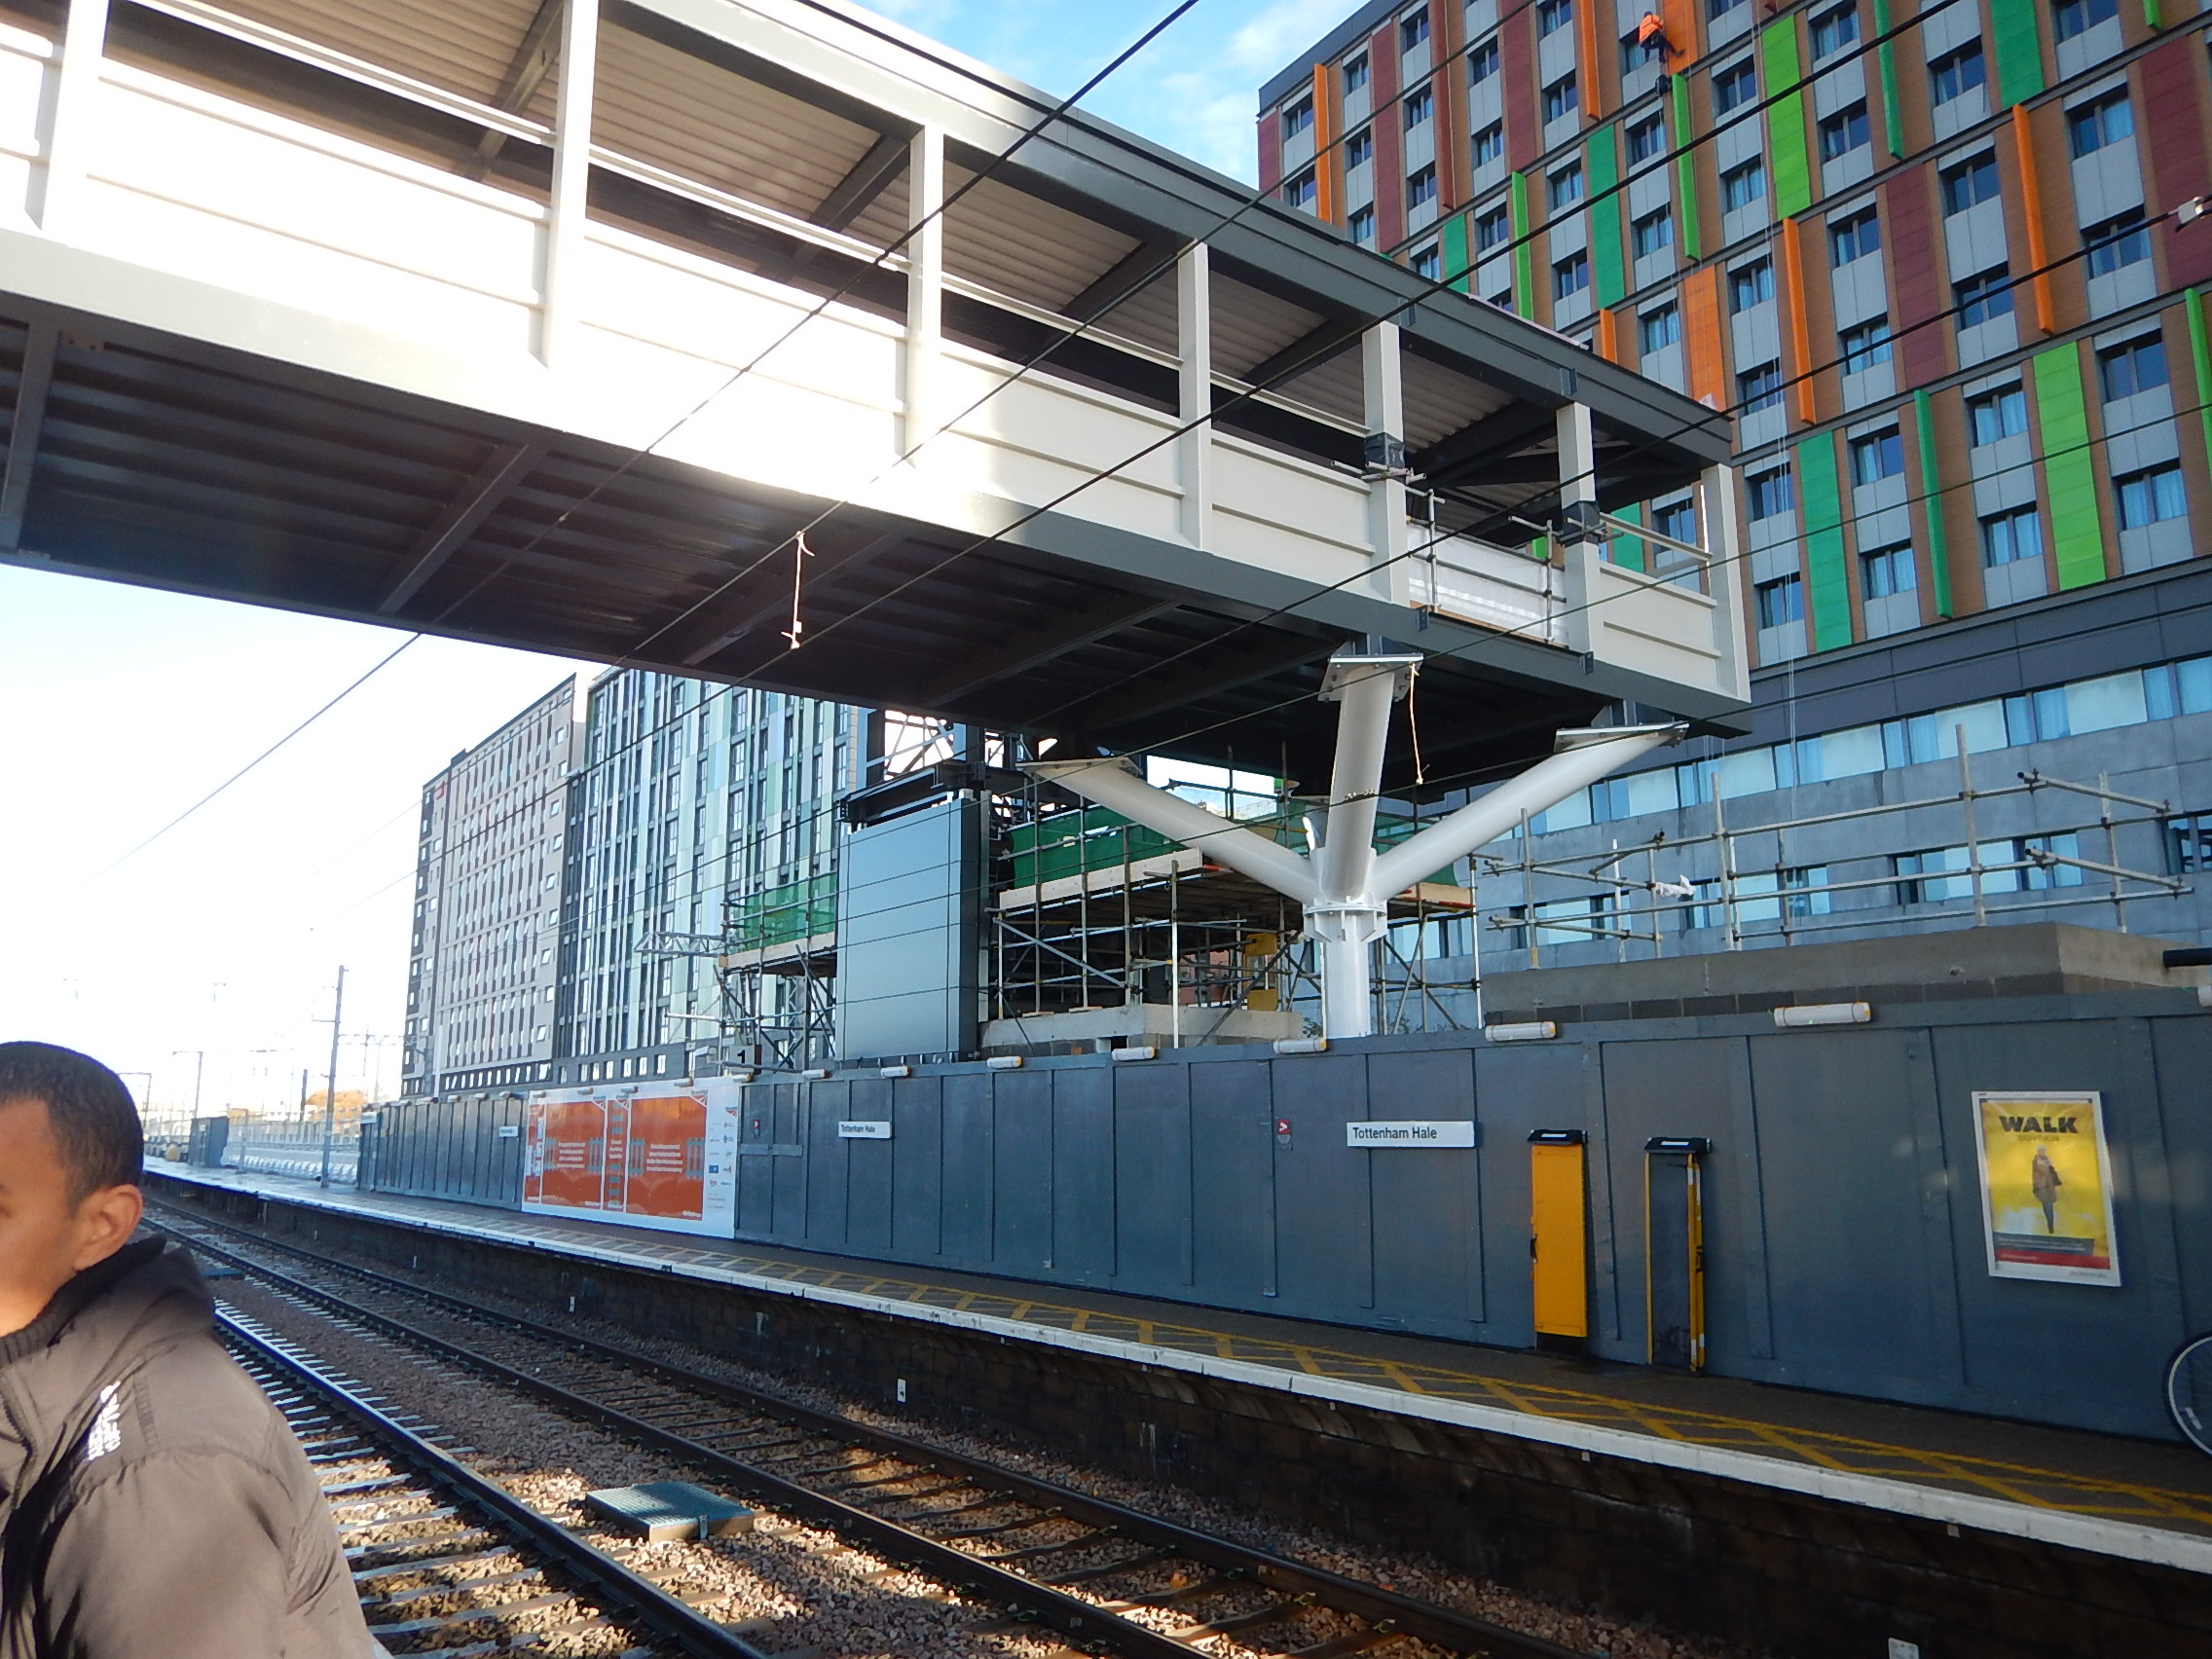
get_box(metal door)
[1529,1129,1588,1352]
[1645,1136,1709,1371]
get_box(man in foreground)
[0,1041,380,1658]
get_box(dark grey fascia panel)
[614,0,1732,472]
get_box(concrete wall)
[365,990,2212,1438]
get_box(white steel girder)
[1025,654,1683,1039]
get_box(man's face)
[0,1097,143,1338]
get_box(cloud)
[1222,0,1354,71]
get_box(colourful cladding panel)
[1912,389,1953,620]
[2190,291,2212,485]
[1311,63,1336,225]
[1531,1142,1589,1340]
[1759,21,1813,219]
[1502,7,1538,171]
[1441,210,1470,294]
[1371,31,1404,246]
[1681,264,1725,406]
[1988,0,2046,108]
[1671,75,1700,261]
[1795,432,1854,651]
[1871,0,1904,159]
[1586,127,1624,307]
[1612,500,1646,571]
[2031,347,2107,592]
[2142,39,2212,289]
[1510,170,1534,318]
[1883,170,1947,387]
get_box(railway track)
[219,1304,767,1658]
[159,1198,1594,1659]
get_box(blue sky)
[1,0,1354,1112]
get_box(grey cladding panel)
[800,1082,849,1247]
[2150,1017,2212,1336]
[1271,1055,1375,1316]
[1365,1049,1481,1331]
[844,1079,896,1254]
[941,1072,994,1266]
[1114,1065,1194,1289]
[992,1071,1054,1272]
[1052,1067,1116,1280]
[892,1078,944,1259]
[1189,1059,1275,1302]
[834,799,980,1062]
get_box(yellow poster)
[1970,1091,2120,1286]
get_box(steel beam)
[921,592,1169,710]
[669,530,907,666]
[466,0,565,178]
[378,442,546,614]
[0,321,58,554]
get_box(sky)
[2,0,1336,1122]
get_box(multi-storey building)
[1265,0,2212,987]
[553,670,863,1083]
[403,677,583,1095]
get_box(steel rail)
[158,1198,1593,1659]
[216,1305,770,1659]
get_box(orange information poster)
[1970,1091,2121,1286]
[523,1084,740,1237]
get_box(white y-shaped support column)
[1025,654,1684,1040]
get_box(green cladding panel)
[1509,171,1534,319]
[1911,389,1953,620]
[1586,127,1624,307]
[1759,21,1813,219]
[1988,0,2046,108]
[1871,0,1905,160]
[2189,290,2212,485]
[1795,433,1854,651]
[1613,501,1646,572]
[2031,347,2107,591]
[1671,75,1700,261]
[1441,211,1471,294]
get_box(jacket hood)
[0,1240,213,1513]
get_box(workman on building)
[0,1041,380,1658]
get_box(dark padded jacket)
[0,1239,381,1659]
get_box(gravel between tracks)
[210,1234,1779,1659]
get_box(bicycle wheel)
[2168,1333,2212,1456]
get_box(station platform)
[146,1159,2212,1578]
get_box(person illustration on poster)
[2031,1144,2062,1234]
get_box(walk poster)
[1970,1091,2120,1286]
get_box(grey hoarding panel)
[844,1080,896,1254]
[771,1083,809,1243]
[801,1082,847,1248]
[941,1072,994,1266]
[1365,1048,1481,1332]
[1052,1067,1115,1281]
[2150,1016,2212,1337]
[992,1071,1053,1273]
[893,1077,945,1259]
[1473,1043,1593,1347]
[1930,1019,2181,1437]
[1189,1059,1274,1302]
[1114,1063,1194,1291]
[1270,1055,1375,1317]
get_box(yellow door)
[1529,1130,1589,1351]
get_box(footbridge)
[0,0,1745,785]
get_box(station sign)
[838,1120,894,1140]
[1346,1120,1476,1148]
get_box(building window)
[1548,163,1585,207]
[1810,1,1860,54]
[1862,542,1917,599]
[1487,287,1514,310]
[2083,208,2150,276]
[1543,74,1580,123]
[1968,383,2028,444]
[1345,53,1370,93]
[1728,257,1774,312]
[1347,204,1376,245]
[1818,100,1870,162]
[1553,250,1591,299]
[1930,40,1986,104]
[1404,85,1434,129]
[2166,812,2212,874]
[1828,205,1881,264]
[2115,462,2187,530]
[1407,165,1438,210]
[1539,0,1574,35]
[1738,359,1784,410]
[1709,0,1747,17]
[1473,122,1505,166]
[1848,426,1904,485]
[1626,113,1667,163]
[1282,98,1314,143]
[1721,158,1766,210]
[1747,465,1795,518]
[1954,265,2014,328]
[1632,207,1674,257]
[1755,572,1806,627]
[1283,170,1317,210]
[1713,58,1757,115]
[1475,203,1512,249]
[1621,28,1665,72]
[1838,316,1894,374]
[1979,503,2043,566]
[1469,38,1500,81]
[2066,88,2133,158]
[1411,243,1443,280]
[1639,303,1682,351]
[1401,8,1430,52]
[1939,152,2000,214]
[2097,334,2168,399]
[1345,127,1374,168]
[2051,0,2118,42]
[1896,836,2082,903]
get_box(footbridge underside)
[0,0,1746,788]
